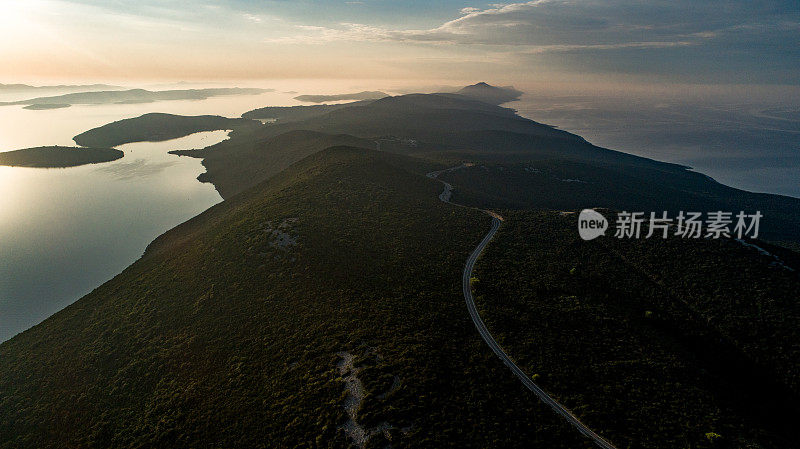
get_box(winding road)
[427,166,617,449]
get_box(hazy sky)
[1,0,798,85]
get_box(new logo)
[578,209,608,241]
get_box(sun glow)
[0,1,47,53]
[0,1,45,30]
[0,3,25,35]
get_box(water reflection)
[95,159,178,179]
[0,131,227,342]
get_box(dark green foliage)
[0,146,122,167]
[218,93,800,248]
[171,130,377,198]
[241,100,376,122]
[439,161,800,245]
[472,210,800,448]
[73,113,262,147]
[3,88,799,448]
[0,148,590,448]
[294,92,388,103]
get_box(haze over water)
[513,89,800,199]
[1,79,798,341]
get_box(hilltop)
[207,89,800,244]
[76,87,800,244]
[73,113,261,147]
[0,147,592,448]
[170,130,376,198]
[294,91,389,103]
[1,145,797,448]
[2,84,799,448]
[453,82,524,105]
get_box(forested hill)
[1,146,796,448]
[0,147,590,448]
[187,90,800,245]
[2,84,798,448]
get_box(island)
[23,103,71,110]
[241,99,375,122]
[0,87,270,108]
[0,146,123,167]
[2,83,800,449]
[73,113,263,147]
[0,82,121,94]
[293,90,388,103]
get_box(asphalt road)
[428,167,617,449]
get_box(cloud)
[518,41,696,55]
[12,0,797,83]
[264,0,797,56]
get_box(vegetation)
[0,146,122,167]
[225,91,799,244]
[72,113,262,148]
[294,91,388,103]
[451,82,523,105]
[438,161,800,245]
[171,130,376,198]
[241,100,375,122]
[2,85,799,448]
[0,148,592,448]
[471,210,799,448]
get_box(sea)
[1,79,797,341]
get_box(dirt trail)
[337,351,368,446]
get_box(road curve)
[427,166,617,449]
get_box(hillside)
[0,147,592,448]
[200,91,800,245]
[241,100,376,122]
[294,91,389,103]
[0,146,123,167]
[452,82,523,105]
[436,160,800,245]
[3,85,799,448]
[472,210,799,448]
[170,130,377,198]
[72,113,262,148]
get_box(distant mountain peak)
[456,82,523,105]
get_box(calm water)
[0,82,371,342]
[1,81,798,341]
[0,132,230,341]
[513,92,800,199]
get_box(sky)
[1,0,799,87]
